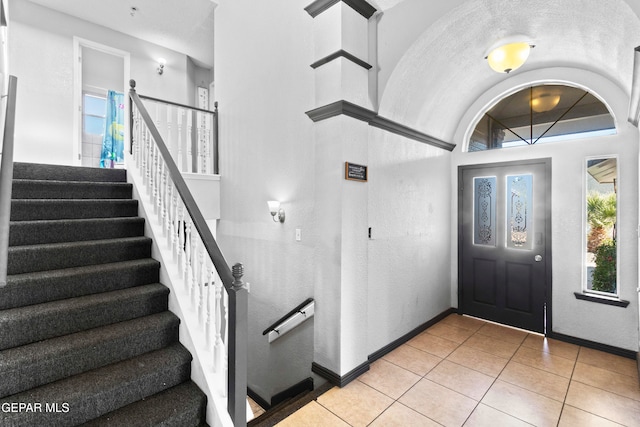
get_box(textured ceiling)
[25,0,216,67]
[379,0,640,143]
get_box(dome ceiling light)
[530,93,561,113]
[485,40,534,74]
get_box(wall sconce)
[485,38,534,74]
[267,201,285,223]
[157,58,166,75]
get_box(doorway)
[458,159,552,333]
[73,38,130,167]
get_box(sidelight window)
[585,157,618,296]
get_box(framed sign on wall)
[345,162,367,182]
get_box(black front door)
[458,159,551,333]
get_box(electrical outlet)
[295,228,301,241]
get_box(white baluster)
[185,219,192,290]
[198,243,205,322]
[151,144,158,210]
[160,160,167,229]
[155,101,162,137]
[190,226,198,305]
[166,181,174,248]
[187,112,193,173]
[205,113,213,174]
[166,104,173,159]
[205,260,213,349]
[213,275,223,373]
[177,108,184,173]
[194,112,205,173]
[177,204,185,273]
[131,109,139,166]
[144,129,152,191]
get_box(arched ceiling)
[377,0,640,145]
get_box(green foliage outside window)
[591,239,616,293]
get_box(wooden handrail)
[0,75,18,288]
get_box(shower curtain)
[100,90,125,168]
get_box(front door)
[458,159,551,333]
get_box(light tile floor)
[276,314,640,427]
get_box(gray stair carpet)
[0,163,208,426]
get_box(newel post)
[228,262,248,426]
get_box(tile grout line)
[563,346,639,425]
[460,326,531,426]
[556,344,582,426]
[366,321,484,426]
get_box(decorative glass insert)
[507,174,533,250]
[473,177,496,246]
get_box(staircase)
[0,162,208,426]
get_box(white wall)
[8,0,198,165]
[367,127,452,354]
[214,0,317,402]
[214,0,456,401]
[452,68,639,351]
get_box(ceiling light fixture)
[530,93,561,113]
[485,39,534,74]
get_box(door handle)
[534,255,542,262]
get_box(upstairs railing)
[138,93,219,175]
[0,75,17,289]
[129,80,247,426]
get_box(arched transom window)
[468,85,615,151]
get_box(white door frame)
[72,37,131,166]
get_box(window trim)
[465,83,617,152]
[574,292,629,307]
[582,154,620,298]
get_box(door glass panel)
[473,176,496,246]
[585,157,617,295]
[507,174,533,250]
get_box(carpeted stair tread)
[2,163,210,425]
[10,199,139,221]
[0,283,169,350]
[0,343,192,426]
[9,217,145,246]
[0,259,160,310]
[13,162,127,182]
[83,381,208,427]
[7,236,152,275]
[0,311,180,398]
[12,179,133,200]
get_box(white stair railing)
[137,93,218,175]
[129,80,247,426]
